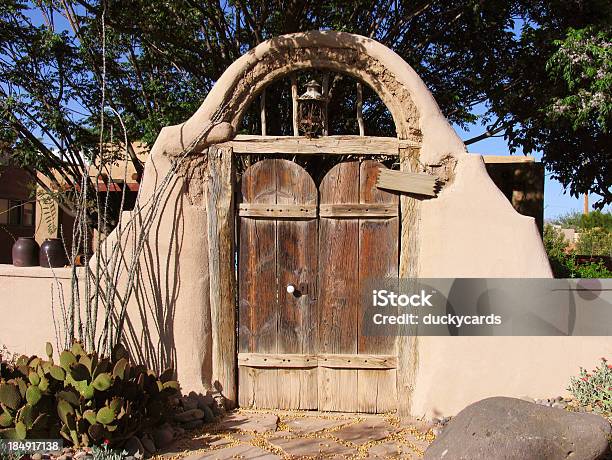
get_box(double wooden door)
[238,158,399,413]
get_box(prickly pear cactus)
[0,342,181,448]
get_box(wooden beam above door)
[223,135,420,156]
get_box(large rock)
[425,397,611,460]
[174,408,205,423]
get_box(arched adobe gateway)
[153,30,466,165]
[108,31,554,418]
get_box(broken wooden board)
[376,168,438,197]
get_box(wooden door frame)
[209,140,420,415]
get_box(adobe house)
[1,31,606,418]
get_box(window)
[0,199,35,227]
[9,200,21,225]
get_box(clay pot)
[12,237,40,267]
[40,238,68,268]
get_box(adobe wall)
[0,266,74,355]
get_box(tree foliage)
[553,209,612,230]
[543,224,612,277]
[0,0,611,231]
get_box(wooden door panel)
[276,160,318,409]
[318,160,399,413]
[238,159,318,409]
[318,161,360,412]
[239,160,279,409]
[357,160,399,413]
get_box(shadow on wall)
[121,176,183,375]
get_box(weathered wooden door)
[238,159,319,409]
[238,159,398,413]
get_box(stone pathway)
[154,409,434,459]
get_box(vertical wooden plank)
[291,76,299,137]
[356,83,365,136]
[260,89,267,136]
[276,160,318,409]
[238,159,277,408]
[357,160,399,413]
[397,146,421,416]
[206,146,237,407]
[322,73,330,136]
[318,161,360,412]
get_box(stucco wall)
[0,265,74,356]
[413,336,612,417]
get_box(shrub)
[568,357,612,415]
[576,227,612,256]
[0,342,180,449]
[543,224,572,277]
[543,224,612,278]
[570,259,612,278]
[92,442,128,460]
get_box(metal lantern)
[298,80,327,137]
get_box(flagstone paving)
[155,409,434,459]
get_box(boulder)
[153,424,175,448]
[174,408,205,423]
[141,436,156,456]
[180,395,198,411]
[424,397,611,460]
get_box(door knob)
[286,284,297,294]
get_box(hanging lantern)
[298,80,327,137]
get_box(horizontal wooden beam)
[319,203,398,218]
[237,353,398,369]
[224,135,419,156]
[318,354,398,370]
[238,203,316,218]
[238,353,318,368]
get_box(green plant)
[35,188,59,235]
[576,227,612,256]
[552,210,612,231]
[543,224,612,278]
[0,342,180,449]
[568,357,612,415]
[0,350,61,440]
[571,259,612,278]
[91,442,128,460]
[55,342,180,447]
[543,224,573,277]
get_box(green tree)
[580,210,612,230]
[543,224,612,276]
[1,0,611,232]
[576,227,612,256]
[554,210,612,230]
